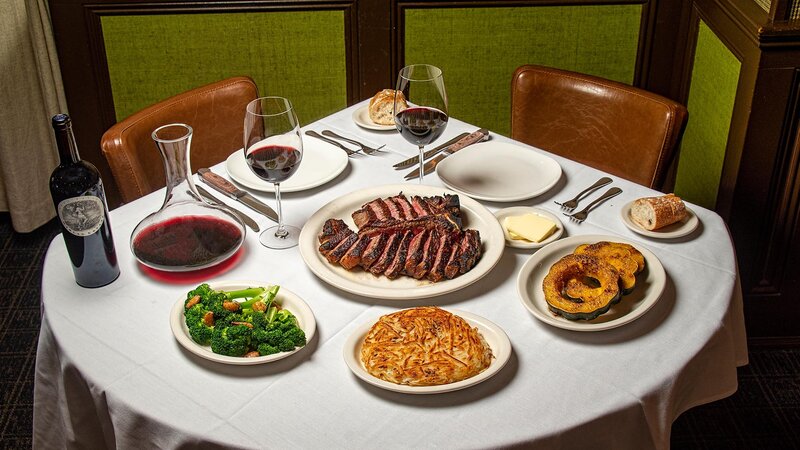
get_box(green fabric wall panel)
[674,21,740,209]
[405,5,642,137]
[101,11,347,126]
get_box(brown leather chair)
[101,76,259,203]
[511,65,688,190]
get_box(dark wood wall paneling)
[683,0,800,339]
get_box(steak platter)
[317,193,482,282]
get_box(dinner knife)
[197,168,278,222]
[403,129,490,180]
[393,132,470,169]
[195,185,260,232]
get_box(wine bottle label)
[57,196,105,237]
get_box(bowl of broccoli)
[170,280,316,365]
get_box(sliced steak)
[389,195,417,220]
[403,229,429,275]
[339,234,370,269]
[318,193,480,282]
[427,232,455,282]
[360,233,388,269]
[410,229,440,279]
[369,232,402,275]
[325,231,359,264]
[319,219,355,255]
[382,197,405,220]
[384,231,412,279]
[457,229,482,273]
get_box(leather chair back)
[101,76,259,203]
[511,65,688,190]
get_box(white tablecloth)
[34,102,747,449]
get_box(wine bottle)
[49,114,120,287]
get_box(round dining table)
[34,102,747,449]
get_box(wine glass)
[244,97,303,249]
[393,64,449,183]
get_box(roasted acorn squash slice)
[542,254,621,320]
[574,242,645,294]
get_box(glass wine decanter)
[130,123,245,271]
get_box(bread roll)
[368,89,407,125]
[360,307,492,386]
[630,194,687,230]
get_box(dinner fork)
[304,130,362,157]
[564,187,622,223]
[321,130,385,155]
[554,176,613,211]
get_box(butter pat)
[503,214,557,243]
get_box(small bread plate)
[620,201,699,239]
[170,280,316,365]
[298,184,505,300]
[225,139,348,193]
[436,141,562,202]
[352,106,396,131]
[494,207,564,249]
[516,235,666,332]
[343,309,511,394]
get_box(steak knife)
[197,168,278,222]
[393,132,470,169]
[403,129,490,180]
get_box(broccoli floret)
[257,343,280,356]
[283,327,307,347]
[185,304,214,345]
[210,324,252,357]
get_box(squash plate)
[516,235,666,332]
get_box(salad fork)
[564,187,622,223]
[555,176,612,211]
[321,130,385,155]
[304,130,362,157]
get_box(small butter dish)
[494,207,564,249]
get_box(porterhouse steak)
[318,193,482,281]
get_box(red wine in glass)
[395,107,448,147]
[394,64,448,183]
[245,145,302,182]
[244,96,304,249]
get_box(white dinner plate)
[298,184,505,300]
[516,235,666,331]
[225,139,348,193]
[352,106,397,131]
[620,201,700,239]
[494,207,564,249]
[169,280,316,365]
[343,308,511,394]
[436,142,562,202]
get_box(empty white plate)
[436,142,562,202]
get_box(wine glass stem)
[418,145,425,184]
[273,182,288,239]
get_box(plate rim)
[516,234,666,332]
[436,141,562,202]
[225,142,348,193]
[297,184,505,300]
[620,201,699,239]
[169,280,317,365]
[351,105,396,131]
[494,206,564,249]
[342,308,512,394]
